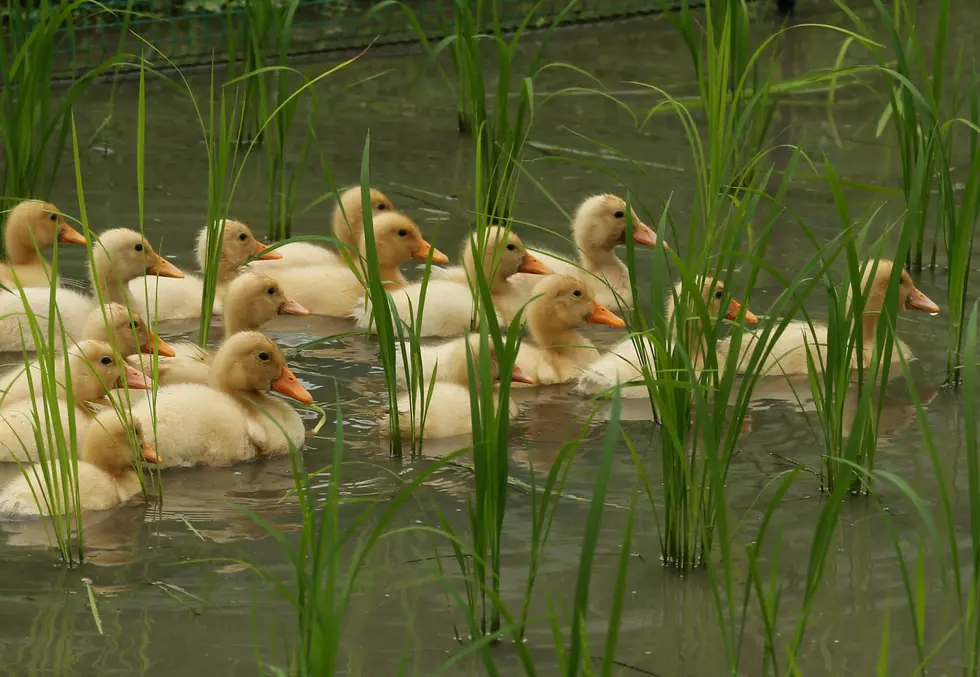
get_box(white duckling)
[509,195,662,308]
[0,200,87,288]
[577,276,757,398]
[0,341,152,462]
[272,212,447,317]
[728,259,940,375]
[130,331,313,467]
[251,187,395,269]
[0,228,183,352]
[514,275,626,385]
[127,342,212,388]
[0,303,174,403]
[394,332,535,389]
[0,410,159,517]
[355,225,552,337]
[128,219,281,321]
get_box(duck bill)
[412,240,450,264]
[272,365,314,404]
[58,223,87,245]
[140,441,161,465]
[255,241,282,260]
[906,289,940,314]
[146,255,185,279]
[510,365,535,385]
[122,364,153,390]
[632,222,660,248]
[141,332,176,357]
[278,299,310,316]
[586,301,626,327]
[518,253,553,275]
[726,299,758,323]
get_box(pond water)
[2,1,980,674]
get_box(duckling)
[130,331,313,467]
[0,303,173,402]
[0,410,159,517]
[515,275,626,385]
[0,200,87,288]
[510,195,662,308]
[251,187,395,269]
[128,220,280,321]
[729,260,940,375]
[394,332,535,389]
[0,229,185,353]
[355,225,552,337]
[0,341,152,462]
[385,355,532,440]
[577,277,757,398]
[273,212,447,317]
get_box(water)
[2,2,979,674]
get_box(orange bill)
[632,221,659,248]
[255,241,282,260]
[141,441,161,465]
[413,240,450,264]
[906,288,940,314]
[123,364,153,389]
[146,254,184,279]
[586,301,626,327]
[58,223,87,245]
[272,365,314,404]
[726,299,758,324]
[141,332,176,357]
[279,299,310,316]
[510,365,535,384]
[518,253,552,275]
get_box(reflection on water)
[0,1,977,674]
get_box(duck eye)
[397,229,408,237]
[129,320,139,330]
[506,244,516,251]
[100,356,112,366]
[266,287,275,295]
[238,232,248,241]
[49,213,58,222]
[572,289,582,297]
[377,203,387,211]
[614,210,625,219]
[134,243,143,252]
[715,290,724,299]
[258,351,270,361]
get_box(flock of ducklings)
[0,189,942,520]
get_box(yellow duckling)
[128,219,281,321]
[393,332,535,388]
[515,275,626,385]
[356,225,552,337]
[729,259,940,375]
[510,194,662,308]
[0,228,183,352]
[273,212,447,317]
[130,331,313,467]
[0,341,152,462]
[577,276,757,398]
[251,187,395,269]
[0,410,159,517]
[128,342,212,388]
[0,200,87,288]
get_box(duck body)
[0,286,95,352]
[385,383,518,440]
[356,279,480,337]
[0,459,141,517]
[130,384,256,467]
[274,263,370,318]
[576,336,655,399]
[0,398,91,463]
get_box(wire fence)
[3,0,687,75]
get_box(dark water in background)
[2,1,979,674]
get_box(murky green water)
[2,1,980,674]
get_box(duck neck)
[528,315,593,357]
[4,221,41,266]
[668,304,710,370]
[377,263,407,290]
[91,257,131,307]
[579,245,621,275]
[223,300,263,337]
